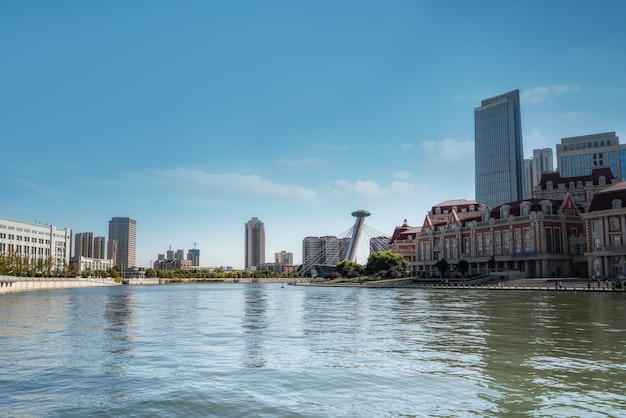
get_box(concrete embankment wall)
[0,276,121,294]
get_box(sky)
[2,1,626,269]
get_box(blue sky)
[2,1,625,269]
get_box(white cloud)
[333,179,417,199]
[400,143,413,151]
[419,138,474,163]
[12,179,68,197]
[521,85,581,104]
[548,111,588,122]
[394,171,413,179]
[275,157,329,167]
[523,130,554,154]
[334,179,388,199]
[125,168,318,204]
[391,181,415,194]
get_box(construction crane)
[190,242,197,249]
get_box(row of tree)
[0,253,75,277]
[326,250,409,279]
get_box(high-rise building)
[108,217,136,268]
[524,148,554,198]
[187,248,200,266]
[74,232,94,258]
[93,236,106,259]
[274,250,293,266]
[107,239,118,262]
[175,249,184,260]
[475,89,524,208]
[556,132,625,179]
[245,217,265,269]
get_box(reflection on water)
[478,291,626,416]
[1,285,625,417]
[242,284,268,368]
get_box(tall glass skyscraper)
[475,89,524,208]
[108,217,137,268]
[245,217,265,270]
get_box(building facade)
[187,248,200,267]
[524,148,554,199]
[245,217,265,270]
[557,132,625,180]
[108,217,136,268]
[475,89,525,208]
[93,236,106,260]
[0,217,72,271]
[581,181,626,279]
[414,196,584,279]
[74,232,94,258]
[301,235,349,276]
[388,220,419,274]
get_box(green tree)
[335,259,363,278]
[365,251,408,278]
[457,259,469,277]
[435,258,450,278]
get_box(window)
[485,233,491,256]
[613,200,622,209]
[611,217,620,231]
[514,229,522,252]
[592,220,600,232]
[543,205,552,215]
[554,228,562,253]
[547,181,554,190]
[599,176,606,186]
[546,227,553,252]
[494,231,501,255]
[524,228,531,251]
[612,235,621,246]
[521,205,529,216]
[503,230,510,255]
[501,208,509,219]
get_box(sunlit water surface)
[1,284,625,417]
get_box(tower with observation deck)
[301,209,388,277]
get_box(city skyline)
[2,2,625,269]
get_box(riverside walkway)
[295,277,624,292]
[0,276,121,294]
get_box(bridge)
[300,209,389,277]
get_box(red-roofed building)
[415,195,586,278]
[389,219,420,273]
[581,180,626,278]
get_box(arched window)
[599,176,606,186]
[569,182,575,189]
[521,204,530,216]
[577,181,583,188]
[547,181,554,190]
[610,217,620,230]
[613,200,623,209]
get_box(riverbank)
[0,276,121,294]
[297,277,624,291]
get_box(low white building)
[0,216,72,271]
[72,256,114,274]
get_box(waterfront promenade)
[298,277,624,292]
[0,276,121,294]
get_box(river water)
[1,284,625,417]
